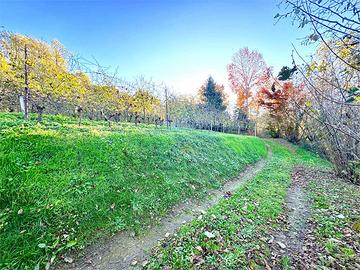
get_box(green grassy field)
[144,142,332,269]
[0,113,266,270]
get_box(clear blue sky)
[0,0,312,97]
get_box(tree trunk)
[76,107,83,127]
[36,105,45,122]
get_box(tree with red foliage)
[257,69,305,142]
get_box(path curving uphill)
[60,147,271,270]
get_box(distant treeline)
[0,31,251,133]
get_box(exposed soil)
[59,149,271,270]
[271,167,315,269]
[268,139,312,267]
[269,166,360,269]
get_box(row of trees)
[0,31,309,138]
[0,31,249,133]
[169,76,252,133]
[0,31,167,125]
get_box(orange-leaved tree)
[227,47,267,119]
[257,68,305,142]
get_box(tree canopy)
[198,76,227,112]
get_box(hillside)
[0,113,267,270]
[1,1,360,269]
[143,142,360,270]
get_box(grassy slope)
[306,172,360,268]
[145,142,332,269]
[0,113,266,270]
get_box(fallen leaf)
[352,221,360,231]
[204,231,215,238]
[268,235,274,243]
[64,257,73,264]
[38,243,47,249]
[277,241,286,249]
[190,255,205,265]
[66,240,77,248]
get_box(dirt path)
[284,170,309,252]
[267,140,314,268]
[271,167,312,268]
[271,138,296,153]
[60,148,271,270]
